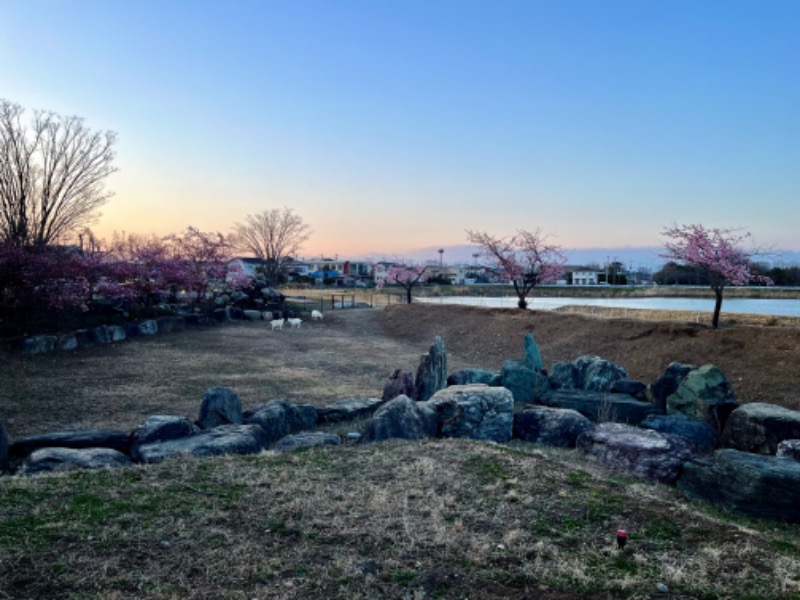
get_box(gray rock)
[540,390,661,425]
[640,414,719,454]
[136,424,270,464]
[74,329,95,348]
[56,334,78,351]
[364,395,438,442]
[138,320,158,335]
[608,378,647,401]
[198,387,244,429]
[425,384,514,443]
[549,355,627,392]
[382,369,417,401]
[666,364,739,431]
[212,308,229,322]
[129,416,198,462]
[523,332,544,371]
[317,398,386,423]
[721,403,800,455]
[500,360,551,404]
[577,423,695,483]
[243,309,262,321]
[0,422,9,472]
[777,440,800,461]
[513,406,594,448]
[156,317,176,333]
[9,429,130,460]
[678,449,800,522]
[92,325,121,344]
[414,336,448,402]
[244,399,318,445]
[18,447,131,475]
[273,431,341,453]
[447,368,501,387]
[22,335,56,355]
[651,362,696,413]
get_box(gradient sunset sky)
[2,1,798,258]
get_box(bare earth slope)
[377,304,800,411]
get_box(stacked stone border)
[2,333,799,524]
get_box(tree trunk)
[405,286,413,304]
[712,286,724,329]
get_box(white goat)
[311,310,324,321]
[287,317,302,328]
[270,318,284,331]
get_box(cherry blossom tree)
[661,224,770,329]
[467,228,566,309]
[375,261,428,304]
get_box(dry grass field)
[2,304,800,599]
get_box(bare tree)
[231,208,311,283]
[0,99,118,247]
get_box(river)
[417,296,800,317]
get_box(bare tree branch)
[0,99,117,247]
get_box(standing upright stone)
[382,369,417,401]
[523,333,544,371]
[651,362,696,413]
[198,387,244,429]
[0,422,9,472]
[415,336,448,402]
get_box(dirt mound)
[377,304,800,411]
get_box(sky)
[1,0,798,261]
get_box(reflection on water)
[417,296,800,317]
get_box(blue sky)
[1,0,798,258]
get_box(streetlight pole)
[438,248,444,268]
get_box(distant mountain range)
[359,245,800,271]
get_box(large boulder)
[92,325,125,344]
[666,364,739,431]
[721,403,800,455]
[425,384,514,443]
[513,406,594,448]
[640,414,719,454]
[244,399,318,445]
[608,378,647,401]
[0,422,9,472]
[9,429,130,460]
[364,395,438,443]
[523,333,544,371]
[138,320,158,335]
[577,423,695,483]
[549,355,627,392]
[22,335,56,355]
[500,360,551,404]
[678,449,800,522]
[57,334,78,351]
[540,390,660,425]
[777,440,800,461]
[273,431,341,453]
[243,309,262,321]
[198,387,244,429]
[382,369,417,401]
[414,336,448,402]
[135,424,270,464]
[18,447,131,475]
[447,368,501,387]
[129,416,198,462]
[650,362,696,413]
[317,398,386,423]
